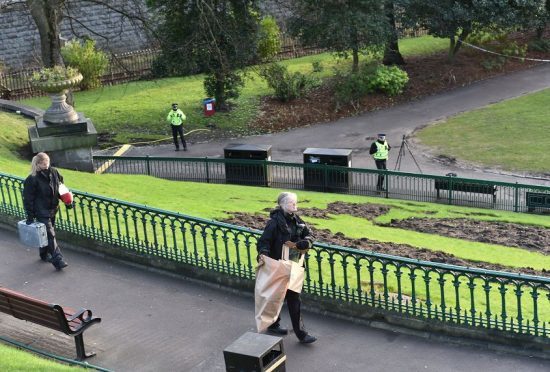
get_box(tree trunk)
[352,48,359,72]
[27,0,65,67]
[214,71,228,111]
[382,0,405,66]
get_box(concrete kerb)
[0,98,44,119]
[1,211,548,360]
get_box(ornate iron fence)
[92,156,550,214]
[1,171,548,340]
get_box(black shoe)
[267,325,288,336]
[299,334,317,344]
[183,147,187,151]
[53,259,68,270]
[40,253,52,262]
[175,148,180,151]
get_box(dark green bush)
[528,38,550,53]
[260,63,319,102]
[333,63,408,107]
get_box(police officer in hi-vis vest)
[167,103,187,151]
[369,133,391,190]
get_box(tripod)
[394,135,422,173]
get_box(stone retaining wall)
[0,0,152,69]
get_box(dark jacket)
[257,208,313,260]
[23,167,64,219]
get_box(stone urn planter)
[30,67,83,125]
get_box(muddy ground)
[224,201,549,277]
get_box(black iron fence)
[92,155,550,214]
[1,171,548,342]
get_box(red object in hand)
[59,183,73,205]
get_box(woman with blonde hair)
[23,152,68,270]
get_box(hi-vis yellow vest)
[374,141,389,160]
[167,109,186,126]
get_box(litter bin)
[303,148,352,192]
[203,98,216,116]
[224,144,272,186]
[223,332,286,372]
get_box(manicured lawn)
[20,36,448,145]
[1,110,549,329]
[416,88,550,174]
[1,110,549,272]
[0,342,82,371]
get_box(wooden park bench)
[435,178,497,204]
[0,286,101,360]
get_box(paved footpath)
[1,226,548,371]
[124,64,550,186]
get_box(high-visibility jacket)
[167,109,186,126]
[373,141,389,160]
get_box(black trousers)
[271,289,307,340]
[37,212,63,262]
[171,125,187,149]
[375,159,387,189]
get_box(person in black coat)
[23,152,68,270]
[257,192,317,344]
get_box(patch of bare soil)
[268,201,391,220]
[249,31,550,135]
[224,202,549,277]
[387,218,550,255]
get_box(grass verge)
[416,88,550,174]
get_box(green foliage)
[204,71,245,106]
[366,65,409,96]
[311,61,323,73]
[257,16,281,62]
[147,0,260,109]
[259,63,319,102]
[467,29,527,71]
[288,0,389,71]
[30,65,80,83]
[332,69,370,109]
[402,0,546,60]
[333,63,408,107]
[61,39,108,90]
[528,38,550,52]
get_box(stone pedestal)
[29,115,98,172]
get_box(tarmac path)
[1,226,548,371]
[124,63,550,186]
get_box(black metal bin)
[223,332,286,372]
[303,148,352,192]
[224,144,272,186]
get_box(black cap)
[378,133,386,138]
[172,103,178,108]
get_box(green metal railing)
[1,172,549,339]
[93,156,550,213]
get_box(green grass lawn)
[0,342,82,371]
[416,88,550,174]
[1,110,549,332]
[1,110,549,273]
[20,36,448,145]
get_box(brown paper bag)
[288,254,305,293]
[254,255,292,332]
